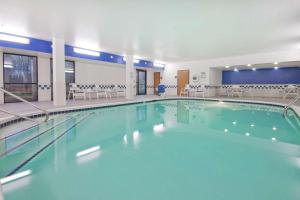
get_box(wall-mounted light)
[73,47,100,57]
[273,62,278,65]
[252,68,256,71]
[225,66,230,68]
[247,64,252,67]
[274,66,279,70]
[65,70,74,73]
[0,33,30,44]
[153,62,165,68]
[234,68,238,72]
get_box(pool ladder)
[283,94,300,117]
[0,87,49,123]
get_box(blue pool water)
[1,100,300,200]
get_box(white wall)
[38,55,51,101]
[74,59,126,85]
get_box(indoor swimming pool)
[1,99,300,200]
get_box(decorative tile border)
[38,84,51,90]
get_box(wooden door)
[177,70,189,95]
[154,72,160,95]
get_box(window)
[50,60,75,99]
[3,53,38,103]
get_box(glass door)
[3,53,38,103]
[136,69,147,95]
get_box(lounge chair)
[194,85,206,97]
[94,85,110,99]
[68,83,86,100]
[180,84,191,96]
[283,85,298,99]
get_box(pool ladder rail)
[0,87,49,124]
[283,94,300,117]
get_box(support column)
[0,51,4,104]
[125,55,135,99]
[52,38,66,106]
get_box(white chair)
[283,85,298,99]
[230,85,244,98]
[113,85,125,97]
[180,84,191,96]
[194,85,206,97]
[94,85,110,99]
[68,83,86,100]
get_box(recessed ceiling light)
[73,47,100,57]
[0,33,30,44]
[234,68,238,72]
[252,68,256,71]
[247,64,252,67]
[273,62,278,65]
[225,66,230,68]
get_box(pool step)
[0,112,94,178]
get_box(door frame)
[177,70,190,95]
[136,69,147,95]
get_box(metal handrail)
[283,94,300,116]
[0,87,49,123]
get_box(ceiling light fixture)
[225,66,230,68]
[73,47,100,57]
[153,62,165,68]
[273,62,278,65]
[0,33,30,44]
[247,64,252,67]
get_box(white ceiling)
[0,0,300,63]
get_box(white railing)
[0,87,49,123]
[283,94,300,116]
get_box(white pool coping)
[0,96,299,127]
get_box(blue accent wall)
[64,45,125,65]
[0,32,52,53]
[0,32,164,68]
[222,67,300,84]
